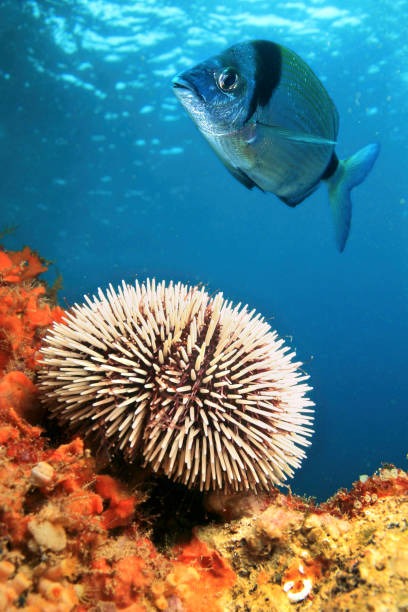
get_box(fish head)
[172,44,256,137]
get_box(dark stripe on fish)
[245,40,282,123]
[321,152,339,180]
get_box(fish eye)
[217,67,239,92]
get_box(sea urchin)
[38,280,314,492]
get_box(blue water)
[1,0,407,501]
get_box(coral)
[0,379,237,611]
[169,538,236,612]
[321,465,408,517]
[38,279,314,493]
[0,559,79,612]
[0,246,64,376]
[0,264,236,611]
[195,467,408,610]
[86,542,164,609]
[1,245,407,611]
[4,372,404,612]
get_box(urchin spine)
[39,280,314,492]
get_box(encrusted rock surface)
[1,244,407,611]
[198,473,408,610]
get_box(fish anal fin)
[278,194,304,208]
[224,162,264,192]
[279,182,320,208]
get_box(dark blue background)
[1,0,407,500]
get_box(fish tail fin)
[326,143,380,252]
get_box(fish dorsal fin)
[251,122,337,146]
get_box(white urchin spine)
[39,279,314,493]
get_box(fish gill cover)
[0,0,407,502]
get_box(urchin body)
[39,280,314,492]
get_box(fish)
[172,40,380,252]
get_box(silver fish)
[173,40,379,251]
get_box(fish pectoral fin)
[254,122,337,146]
[223,161,264,192]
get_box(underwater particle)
[159,146,184,155]
[139,104,154,114]
[38,280,314,492]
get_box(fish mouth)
[172,78,191,91]
[172,76,203,101]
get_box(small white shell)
[283,578,313,603]
[30,462,54,487]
